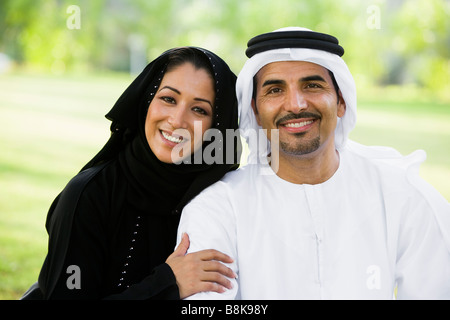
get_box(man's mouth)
[277,112,320,133]
[283,120,314,128]
[161,130,184,144]
[276,112,320,128]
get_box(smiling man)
[176,27,450,299]
[252,60,346,185]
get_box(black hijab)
[21,47,240,300]
[82,47,241,214]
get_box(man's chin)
[279,137,321,157]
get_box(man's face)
[252,61,346,158]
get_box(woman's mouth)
[160,130,184,144]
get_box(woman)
[22,47,240,299]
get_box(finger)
[196,249,234,263]
[203,261,237,279]
[200,272,234,290]
[171,233,190,258]
[197,282,227,295]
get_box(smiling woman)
[21,47,240,300]
[145,63,214,164]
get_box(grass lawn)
[1,72,449,299]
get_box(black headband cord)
[245,30,344,58]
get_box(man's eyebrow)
[262,75,327,88]
[300,75,327,82]
[262,79,285,87]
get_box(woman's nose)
[168,105,188,129]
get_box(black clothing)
[43,155,180,299]
[23,47,240,299]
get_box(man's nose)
[285,89,307,113]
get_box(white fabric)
[176,27,450,299]
[235,25,449,262]
[236,27,357,164]
[177,145,450,299]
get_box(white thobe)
[177,144,450,299]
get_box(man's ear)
[251,99,262,126]
[337,90,346,118]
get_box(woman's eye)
[161,96,176,104]
[192,106,208,115]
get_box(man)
[176,27,450,299]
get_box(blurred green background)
[1,0,449,299]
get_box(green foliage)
[0,72,130,299]
[1,0,449,95]
[0,0,449,299]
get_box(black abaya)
[22,47,240,299]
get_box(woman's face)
[145,62,214,163]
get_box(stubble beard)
[279,133,321,156]
[275,112,322,156]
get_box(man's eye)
[306,83,323,89]
[267,87,282,94]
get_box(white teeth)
[284,120,313,128]
[161,131,183,143]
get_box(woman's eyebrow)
[194,98,213,108]
[160,86,213,108]
[159,86,180,94]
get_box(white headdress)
[236,27,450,251]
[236,27,356,163]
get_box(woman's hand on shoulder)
[166,233,236,299]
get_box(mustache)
[275,112,321,127]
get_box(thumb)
[172,233,190,257]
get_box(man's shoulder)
[222,163,260,182]
[343,141,429,194]
[344,141,425,176]
[202,163,259,188]
[188,164,261,206]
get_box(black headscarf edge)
[81,47,241,209]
